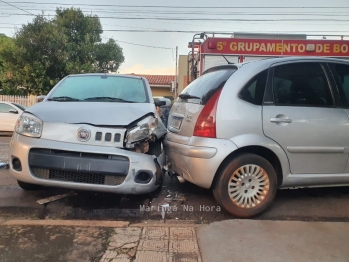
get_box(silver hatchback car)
[164,57,349,218]
[10,74,170,194]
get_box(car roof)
[66,73,144,80]
[205,56,349,74]
[239,56,349,67]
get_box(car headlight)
[125,116,158,147]
[15,113,43,138]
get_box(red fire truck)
[188,32,349,84]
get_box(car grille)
[95,131,121,142]
[31,168,126,186]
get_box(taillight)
[193,89,222,138]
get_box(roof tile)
[128,74,175,85]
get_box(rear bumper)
[164,132,238,189]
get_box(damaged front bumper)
[9,133,165,194]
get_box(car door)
[263,61,349,174]
[328,62,349,173]
[0,103,19,131]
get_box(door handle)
[270,118,292,123]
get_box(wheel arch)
[211,145,284,190]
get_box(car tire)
[148,140,162,157]
[212,153,277,218]
[17,180,41,191]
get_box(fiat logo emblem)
[76,128,91,142]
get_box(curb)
[130,220,202,227]
[0,218,202,228]
[1,219,129,228]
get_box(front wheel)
[212,153,277,218]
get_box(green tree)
[55,8,103,74]
[0,34,26,95]
[14,15,67,94]
[0,8,125,95]
[94,39,124,73]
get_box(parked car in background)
[9,74,171,194]
[153,96,173,128]
[164,57,349,218]
[0,101,27,132]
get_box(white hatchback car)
[0,101,26,132]
[9,74,171,194]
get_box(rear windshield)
[49,75,149,103]
[178,69,236,105]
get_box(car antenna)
[221,54,234,65]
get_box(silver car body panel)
[39,122,126,148]
[165,57,349,189]
[167,103,204,136]
[26,102,167,141]
[263,106,349,174]
[164,132,238,188]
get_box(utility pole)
[174,46,178,99]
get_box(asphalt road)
[1,135,349,223]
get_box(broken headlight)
[125,116,158,148]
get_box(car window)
[178,69,236,105]
[239,70,268,105]
[329,63,349,108]
[0,103,14,113]
[11,103,26,111]
[272,62,333,107]
[50,75,149,103]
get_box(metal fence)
[0,95,37,107]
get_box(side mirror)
[37,95,46,102]
[9,109,18,114]
[155,98,171,108]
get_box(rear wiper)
[47,96,81,101]
[178,94,200,99]
[84,97,136,103]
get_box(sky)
[0,0,348,75]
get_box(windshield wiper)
[47,96,81,101]
[178,94,200,99]
[84,97,136,103]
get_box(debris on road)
[161,204,170,219]
[36,191,77,205]
[0,162,9,169]
[173,195,186,203]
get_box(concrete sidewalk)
[197,220,349,262]
[0,218,348,262]
[0,219,202,262]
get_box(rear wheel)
[17,180,41,191]
[212,153,277,218]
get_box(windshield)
[49,75,149,103]
[179,69,236,105]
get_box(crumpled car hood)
[26,101,159,126]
